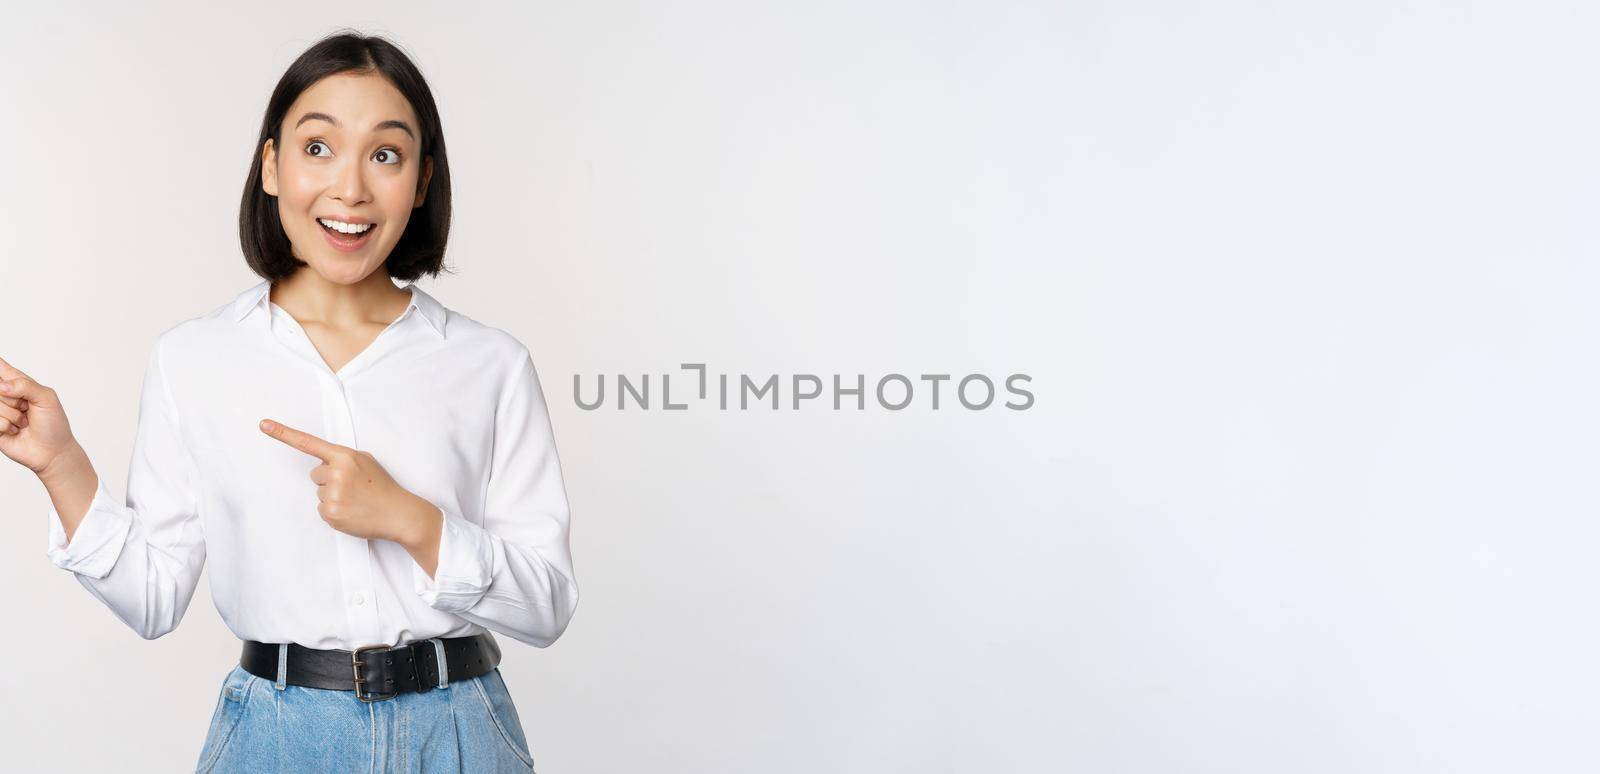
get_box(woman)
[0,31,576,773]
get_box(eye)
[373,148,403,165]
[305,140,332,158]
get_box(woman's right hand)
[0,355,82,477]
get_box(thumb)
[0,378,42,401]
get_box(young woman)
[0,32,576,772]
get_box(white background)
[1,1,1595,771]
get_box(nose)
[329,153,371,205]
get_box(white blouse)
[44,279,579,650]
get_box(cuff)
[46,476,133,579]
[412,507,495,614]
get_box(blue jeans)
[194,662,538,773]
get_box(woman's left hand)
[257,418,439,548]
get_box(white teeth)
[318,218,373,235]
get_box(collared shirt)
[45,279,579,650]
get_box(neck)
[269,269,411,328]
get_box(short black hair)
[238,30,454,282]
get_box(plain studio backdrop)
[1,1,1595,772]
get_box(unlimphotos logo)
[574,364,1034,411]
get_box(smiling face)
[260,71,434,284]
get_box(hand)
[0,354,84,477]
[258,418,438,547]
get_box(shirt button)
[351,592,366,606]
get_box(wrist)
[38,443,91,487]
[398,495,443,550]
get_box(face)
[261,72,434,284]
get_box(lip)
[317,218,378,252]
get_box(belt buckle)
[352,644,399,702]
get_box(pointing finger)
[0,355,27,382]
[259,419,345,462]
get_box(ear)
[413,155,434,208]
[261,138,279,197]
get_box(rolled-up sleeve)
[45,336,206,640]
[412,347,579,648]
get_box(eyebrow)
[293,112,415,141]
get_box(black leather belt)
[240,633,501,702]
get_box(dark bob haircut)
[238,30,453,282]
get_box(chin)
[305,258,381,284]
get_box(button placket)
[267,300,415,648]
[324,374,384,646]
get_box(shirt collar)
[230,279,448,339]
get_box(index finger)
[0,354,29,382]
[259,419,344,461]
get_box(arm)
[38,444,96,545]
[41,338,206,640]
[407,348,579,648]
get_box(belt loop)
[274,643,289,691]
[427,638,449,688]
